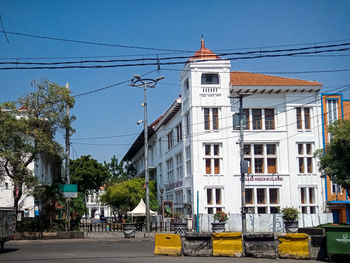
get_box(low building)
[321,93,350,223]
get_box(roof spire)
[201,35,205,48]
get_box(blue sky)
[1,0,350,163]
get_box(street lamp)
[130,74,165,233]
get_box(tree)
[103,155,136,184]
[316,119,350,189]
[101,177,158,218]
[70,155,109,195]
[0,79,75,217]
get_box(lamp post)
[130,74,165,233]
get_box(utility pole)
[130,75,164,233]
[239,94,246,235]
[231,93,251,234]
[65,82,71,232]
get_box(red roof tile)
[190,38,220,60]
[230,71,322,86]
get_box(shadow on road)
[0,248,20,254]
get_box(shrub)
[281,207,299,222]
[214,210,228,223]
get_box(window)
[212,108,219,130]
[296,107,311,130]
[158,138,162,155]
[158,163,163,186]
[185,113,190,135]
[331,181,341,195]
[252,109,262,130]
[245,189,254,204]
[176,123,182,143]
[185,146,191,177]
[201,73,219,84]
[207,188,213,205]
[245,187,280,214]
[240,108,275,130]
[215,189,221,205]
[204,108,210,130]
[175,152,183,180]
[269,189,279,204]
[5,182,8,189]
[166,158,174,183]
[167,131,173,150]
[300,186,317,214]
[327,99,338,141]
[206,187,224,214]
[184,79,189,90]
[204,108,219,131]
[244,143,278,174]
[204,143,221,175]
[327,99,338,125]
[297,143,314,174]
[265,109,275,130]
[257,188,266,204]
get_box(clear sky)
[1,0,350,163]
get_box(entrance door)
[332,209,340,223]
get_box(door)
[332,209,340,223]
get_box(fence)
[80,221,175,233]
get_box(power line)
[1,41,350,66]
[1,31,350,60]
[1,46,350,71]
[72,69,157,97]
[0,30,193,53]
[70,83,350,147]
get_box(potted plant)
[122,217,136,238]
[212,210,228,233]
[281,207,299,233]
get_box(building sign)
[165,181,182,191]
[243,176,283,182]
[60,184,78,198]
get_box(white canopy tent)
[127,199,157,217]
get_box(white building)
[0,156,57,218]
[123,39,326,219]
[86,188,112,220]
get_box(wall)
[196,213,332,233]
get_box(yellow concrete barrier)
[212,232,242,257]
[154,233,181,256]
[278,233,310,259]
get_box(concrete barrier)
[212,232,242,257]
[183,232,212,257]
[244,232,277,258]
[154,233,181,256]
[278,233,310,259]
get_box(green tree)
[316,119,350,189]
[0,79,75,217]
[70,155,109,195]
[101,177,158,217]
[103,155,136,184]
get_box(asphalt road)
[1,239,324,263]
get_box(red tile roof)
[190,38,220,60]
[230,71,322,86]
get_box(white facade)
[124,41,325,218]
[0,157,56,218]
[86,189,112,219]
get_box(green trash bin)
[323,224,350,260]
